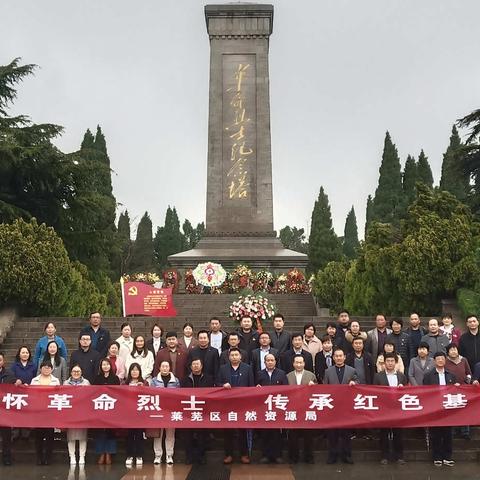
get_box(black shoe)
[326,455,337,464]
[342,456,354,464]
[3,458,12,466]
[259,456,270,464]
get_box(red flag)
[122,282,176,317]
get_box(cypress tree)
[80,129,94,149]
[130,212,154,273]
[372,132,404,224]
[117,210,132,275]
[153,206,186,270]
[403,155,418,206]
[93,125,108,158]
[308,187,342,273]
[440,125,468,201]
[343,206,360,259]
[365,195,374,237]
[416,150,433,187]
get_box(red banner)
[0,384,479,429]
[122,282,176,317]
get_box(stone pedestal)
[169,4,308,272]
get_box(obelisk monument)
[169,4,308,271]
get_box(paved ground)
[2,462,480,480]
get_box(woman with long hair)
[12,345,36,386]
[33,322,67,368]
[64,365,90,465]
[106,341,126,381]
[125,336,154,382]
[93,359,120,465]
[31,361,61,465]
[125,363,147,467]
[39,341,68,384]
[146,324,165,357]
[116,322,134,361]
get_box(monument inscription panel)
[222,54,257,207]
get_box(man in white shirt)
[208,317,227,356]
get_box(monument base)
[168,236,308,271]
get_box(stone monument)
[169,4,308,271]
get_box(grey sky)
[2,1,479,240]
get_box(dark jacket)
[373,370,408,386]
[256,367,288,386]
[407,327,428,360]
[269,330,292,355]
[187,346,220,380]
[314,351,332,383]
[237,329,260,356]
[346,351,375,385]
[386,331,410,367]
[93,373,121,385]
[70,348,101,384]
[11,361,37,385]
[215,362,254,387]
[79,325,110,357]
[459,331,480,373]
[208,330,229,352]
[280,349,313,374]
[423,368,457,385]
[250,347,279,381]
[181,372,214,388]
[220,347,249,365]
[0,367,15,384]
[146,337,165,357]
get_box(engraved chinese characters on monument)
[223,58,256,203]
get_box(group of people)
[0,310,480,468]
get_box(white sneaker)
[125,457,134,467]
[166,455,174,464]
[136,457,143,466]
[78,456,85,465]
[70,456,77,466]
[154,456,162,465]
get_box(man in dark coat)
[69,333,101,384]
[373,353,408,464]
[236,316,260,356]
[216,348,254,465]
[256,353,288,464]
[181,358,214,464]
[315,335,334,383]
[153,332,188,381]
[346,337,375,385]
[459,315,480,372]
[188,330,220,380]
[79,312,110,357]
[0,352,15,465]
[250,332,279,382]
[220,332,249,365]
[423,352,459,466]
[280,333,313,374]
[269,313,291,355]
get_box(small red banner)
[122,282,176,317]
[0,384,478,429]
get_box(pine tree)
[130,212,154,273]
[343,206,359,259]
[117,210,132,275]
[365,195,373,237]
[416,150,433,187]
[153,206,186,270]
[308,187,342,273]
[93,125,108,158]
[403,155,418,206]
[372,132,404,224]
[440,125,468,201]
[80,129,94,149]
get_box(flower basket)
[122,272,160,285]
[230,265,253,292]
[229,295,276,331]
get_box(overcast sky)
[2,1,479,239]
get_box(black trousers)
[35,428,54,462]
[379,428,404,460]
[327,429,351,459]
[1,428,12,461]
[185,429,207,463]
[126,429,145,457]
[262,429,283,460]
[430,427,452,461]
[288,429,313,461]
[224,429,248,457]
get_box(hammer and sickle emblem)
[128,286,138,296]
